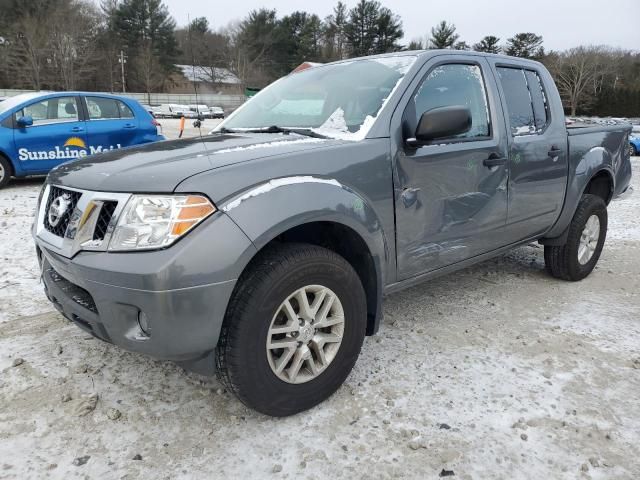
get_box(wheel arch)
[583,168,614,205]
[0,150,15,177]
[222,179,389,337]
[244,220,382,336]
[541,141,616,243]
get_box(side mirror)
[407,106,472,147]
[17,115,34,128]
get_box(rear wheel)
[544,194,607,281]
[216,243,367,416]
[0,156,11,189]
[631,143,638,157]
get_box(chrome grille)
[43,186,82,237]
[93,201,118,241]
[36,185,131,258]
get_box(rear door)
[489,62,568,241]
[393,56,510,279]
[83,96,139,153]
[13,95,88,173]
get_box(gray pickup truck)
[33,51,632,416]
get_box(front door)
[394,59,510,280]
[13,96,88,173]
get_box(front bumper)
[34,211,257,374]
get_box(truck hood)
[48,133,340,192]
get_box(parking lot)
[158,117,223,140]
[0,152,637,478]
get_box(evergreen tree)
[429,21,459,49]
[324,2,349,61]
[274,12,324,74]
[375,7,403,53]
[473,35,501,54]
[505,33,544,59]
[234,9,279,86]
[188,17,209,36]
[112,0,179,93]
[407,39,424,51]
[344,0,381,57]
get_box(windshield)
[0,93,42,116]
[220,55,417,140]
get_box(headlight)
[108,194,216,251]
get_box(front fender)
[220,175,389,297]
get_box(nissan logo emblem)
[48,194,72,228]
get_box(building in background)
[171,65,243,95]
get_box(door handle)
[71,126,84,132]
[123,123,136,129]
[548,146,562,158]
[483,155,507,168]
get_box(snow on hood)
[213,137,326,154]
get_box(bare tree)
[10,12,50,89]
[547,46,616,116]
[49,1,101,90]
[134,40,167,103]
[97,0,122,92]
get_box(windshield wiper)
[241,125,329,139]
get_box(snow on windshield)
[311,56,416,141]
[220,55,417,141]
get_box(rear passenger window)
[117,101,134,118]
[412,64,491,139]
[86,97,134,120]
[524,70,548,130]
[497,68,534,135]
[497,67,549,136]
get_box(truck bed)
[566,122,632,136]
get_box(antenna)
[187,14,204,139]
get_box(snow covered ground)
[0,159,638,479]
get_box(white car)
[209,106,225,119]
[157,104,196,119]
[188,104,213,118]
[178,105,197,119]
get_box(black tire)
[631,143,638,157]
[544,194,607,281]
[215,243,367,416]
[0,155,11,189]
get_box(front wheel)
[631,143,638,157]
[544,194,607,281]
[215,243,367,416]
[0,156,11,189]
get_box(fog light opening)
[137,311,151,337]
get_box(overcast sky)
[162,0,638,51]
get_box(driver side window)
[17,97,79,126]
[412,64,491,140]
